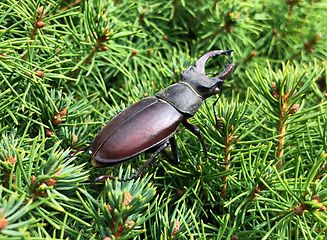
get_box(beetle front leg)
[93,141,169,183]
[182,119,228,165]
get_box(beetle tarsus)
[206,155,217,161]
[92,174,135,184]
[217,161,229,165]
[92,174,116,183]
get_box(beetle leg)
[145,152,157,166]
[160,150,172,163]
[93,141,169,183]
[160,136,180,165]
[182,119,228,165]
[182,119,215,161]
[169,136,180,164]
[69,144,91,158]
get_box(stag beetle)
[77,50,234,182]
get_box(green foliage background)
[0,0,327,239]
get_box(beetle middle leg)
[93,141,170,183]
[160,136,180,165]
[182,119,228,165]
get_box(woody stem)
[221,138,231,199]
[276,102,287,170]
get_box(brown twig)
[197,0,221,30]
[273,80,288,170]
[285,0,299,28]
[220,124,239,200]
[200,11,238,41]
[272,81,299,170]
[313,164,327,182]
[213,0,221,11]
[73,31,109,78]
[173,0,178,19]
[276,102,287,170]
[139,8,146,24]
[60,0,83,11]
[273,29,280,57]
[220,139,231,199]
[22,6,45,60]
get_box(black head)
[180,50,234,99]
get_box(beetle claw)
[92,175,137,184]
[194,50,233,74]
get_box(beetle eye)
[213,87,220,95]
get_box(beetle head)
[180,50,234,99]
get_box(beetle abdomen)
[91,97,183,166]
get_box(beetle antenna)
[212,88,223,130]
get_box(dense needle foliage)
[0,0,327,239]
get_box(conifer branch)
[60,0,83,11]
[276,101,287,170]
[22,6,45,60]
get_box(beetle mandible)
[82,50,234,182]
